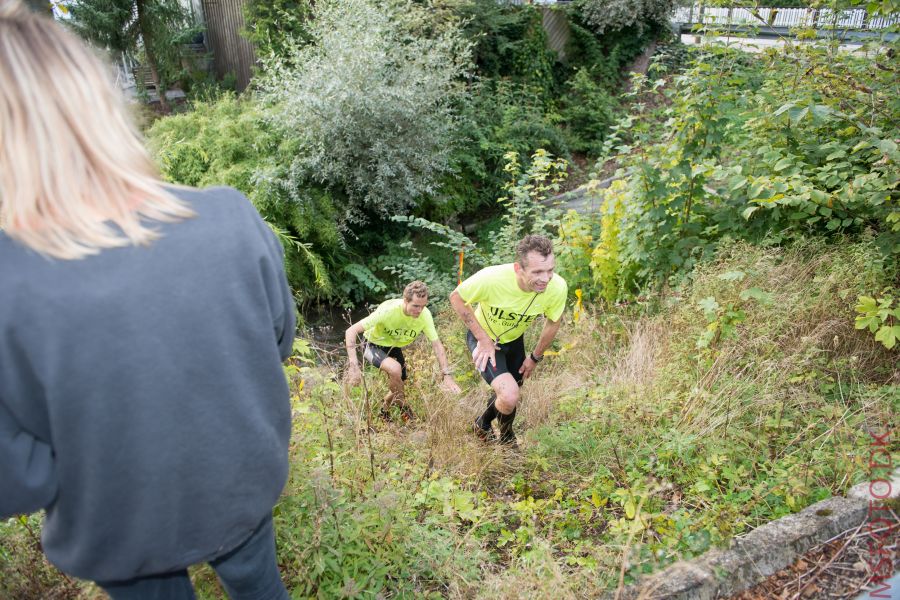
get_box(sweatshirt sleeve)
[267,232,296,362]
[0,400,58,519]
[230,187,297,362]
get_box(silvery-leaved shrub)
[258,0,471,224]
[576,0,677,34]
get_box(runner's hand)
[519,355,537,380]
[441,375,462,394]
[472,338,498,372]
[345,362,362,386]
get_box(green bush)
[563,15,661,83]
[440,79,570,218]
[575,0,677,35]
[147,94,341,303]
[438,3,663,219]
[257,0,470,225]
[393,149,569,297]
[584,40,899,301]
[274,470,485,597]
[458,0,557,89]
[558,68,619,155]
[242,0,313,60]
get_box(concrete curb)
[608,469,900,599]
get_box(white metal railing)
[496,2,898,30]
[113,52,138,90]
[672,5,900,30]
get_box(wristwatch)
[530,352,543,363]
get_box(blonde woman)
[0,3,294,598]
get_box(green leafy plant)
[582,30,898,304]
[339,263,387,308]
[558,68,619,155]
[390,150,569,298]
[458,0,556,87]
[489,149,569,260]
[854,295,899,349]
[575,0,677,34]
[147,94,340,303]
[590,179,630,303]
[447,79,570,214]
[695,276,773,349]
[242,0,313,60]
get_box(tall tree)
[68,0,195,112]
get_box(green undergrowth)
[2,240,896,598]
[237,238,897,597]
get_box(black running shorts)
[362,342,407,380]
[466,330,525,386]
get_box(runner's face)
[517,252,555,293]
[404,295,428,318]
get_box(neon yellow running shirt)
[359,298,438,348]
[455,264,567,344]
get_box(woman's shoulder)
[169,185,253,212]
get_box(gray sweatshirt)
[0,186,295,582]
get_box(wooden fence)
[201,0,255,92]
[541,7,571,59]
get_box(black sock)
[478,394,498,429]
[498,408,516,439]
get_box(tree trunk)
[23,0,53,15]
[135,0,170,113]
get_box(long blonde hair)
[0,1,194,259]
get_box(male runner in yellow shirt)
[346,281,461,419]
[450,235,567,445]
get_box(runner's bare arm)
[519,317,562,380]
[449,291,488,340]
[345,322,366,365]
[432,339,461,393]
[532,317,562,358]
[344,322,366,384]
[449,290,497,370]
